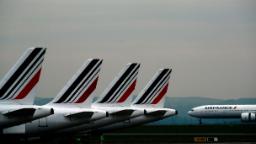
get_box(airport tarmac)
[1,125,256,144]
[2,134,256,144]
[99,133,256,143]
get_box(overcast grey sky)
[0,0,255,99]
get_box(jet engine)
[241,112,256,122]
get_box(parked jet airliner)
[3,59,106,134]
[89,68,177,133]
[56,63,144,134]
[0,48,53,130]
[188,105,256,122]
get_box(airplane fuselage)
[3,105,106,135]
[89,108,177,133]
[188,105,256,119]
[55,106,144,134]
[0,104,53,129]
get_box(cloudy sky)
[0,0,255,99]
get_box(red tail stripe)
[117,79,136,103]
[14,68,42,99]
[75,77,98,103]
[151,83,168,104]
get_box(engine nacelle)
[241,113,256,122]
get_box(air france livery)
[3,59,106,135]
[57,63,143,134]
[188,105,256,122]
[0,48,53,130]
[92,68,177,133]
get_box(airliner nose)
[188,111,193,116]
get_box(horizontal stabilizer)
[65,111,94,119]
[144,110,167,116]
[110,109,135,116]
[3,108,36,117]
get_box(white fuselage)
[0,104,53,129]
[55,106,145,134]
[3,104,106,135]
[89,108,177,133]
[188,105,256,118]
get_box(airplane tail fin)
[0,47,46,105]
[50,58,102,108]
[95,63,140,106]
[132,68,172,108]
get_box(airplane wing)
[65,111,94,119]
[110,109,135,116]
[3,108,36,117]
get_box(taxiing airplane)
[188,105,256,122]
[0,47,53,130]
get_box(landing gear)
[199,118,202,125]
